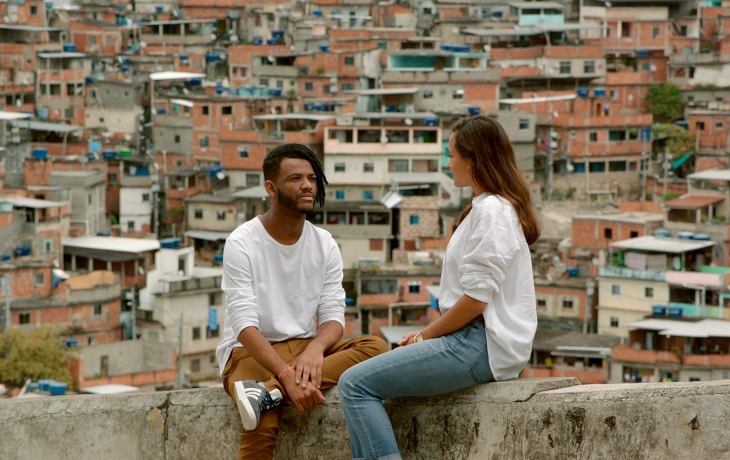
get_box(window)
[217,211,226,220]
[277,80,284,89]
[323,85,331,94]
[609,161,627,172]
[389,159,409,172]
[408,281,421,294]
[238,146,249,159]
[641,62,651,71]
[174,134,181,144]
[341,83,354,91]
[537,297,547,308]
[589,161,606,172]
[687,95,694,102]
[362,190,374,201]
[191,359,201,372]
[696,121,705,131]
[93,304,102,316]
[630,230,639,238]
[610,317,619,328]
[584,61,595,73]
[210,355,216,364]
[344,56,355,65]
[559,61,571,74]
[652,27,660,38]
[202,106,209,115]
[644,287,654,298]
[305,82,313,91]
[260,78,269,86]
[716,121,724,130]
[88,194,93,204]
[127,221,135,231]
[377,42,387,50]
[30,5,38,15]
[409,215,419,225]
[611,284,621,295]
[222,106,232,115]
[194,209,203,219]
[246,174,260,187]
[89,36,96,45]
[209,292,222,306]
[200,136,209,147]
[192,327,201,340]
[44,239,54,253]
[609,130,626,141]
[335,190,345,201]
[589,132,598,142]
[363,162,374,172]
[142,193,150,202]
[369,239,383,251]
[610,90,619,100]
[562,297,574,309]
[519,119,530,130]
[206,325,220,338]
[423,90,433,99]
[452,90,464,99]
[19,312,31,324]
[679,25,687,37]
[334,163,346,172]
[604,228,613,239]
[33,273,44,286]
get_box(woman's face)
[448,132,473,188]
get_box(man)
[216,144,388,459]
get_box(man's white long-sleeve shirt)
[215,217,346,376]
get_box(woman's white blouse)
[439,193,537,381]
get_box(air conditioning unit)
[336,116,353,126]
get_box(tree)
[0,326,73,388]
[646,83,686,123]
[653,124,694,158]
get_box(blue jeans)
[338,317,494,460]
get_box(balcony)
[612,344,680,364]
[651,303,725,319]
[683,354,730,367]
[599,265,666,282]
[120,175,152,187]
[166,275,222,294]
[66,271,121,305]
[325,127,442,155]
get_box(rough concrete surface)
[1,378,730,459]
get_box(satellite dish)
[567,163,575,172]
[553,111,559,118]
[139,41,147,49]
[404,118,413,126]
[216,171,226,180]
[380,135,389,144]
[182,88,189,95]
[124,134,132,141]
[267,55,275,63]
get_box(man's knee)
[357,335,390,357]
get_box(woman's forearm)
[420,294,486,340]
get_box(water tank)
[0,253,11,261]
[652,305,667,316]
[38,379,54,392]
[119,148,132,158]
[271,30,284,39]
[668,306,683,318]
[566,267,579,277]
[577,87,590,98]
[96,231,111,237]
[155,6,164,13]
[452,45,471,53]
[32,147,48,160]
[160,237,182,249]
[15,246,32,257]
[654,228,670,238]
[424,117,439,127]
[62,43,77,52]
[677,231,694,240]
[251,37,263,45]
[268,88,283,97]
[103,150,117,160]
[49,382,67,396]
[319,44,330,52]
[214,253,224,265]
[266,38,279,45]
[691,233,711,241]
[593,88,606,97]
[313,10,322,17]
[467,106,481,116]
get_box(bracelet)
[278,365,294,381]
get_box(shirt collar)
[472,192,489,206]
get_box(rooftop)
[62,237,161,254]
[1,196,66,209]
[609,236,715,254]
[663,195,725,209]
[626,318,730,338]
[573,212,664,224]
[687,168,730,182]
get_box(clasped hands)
[279,344,326,414]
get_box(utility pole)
[640,151,648,201]
[0,275,10,334]
[583,278,595,334]
[131,287,136,341]
[662,146,672,199]
[175,313,184,389]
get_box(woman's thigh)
[340,321,493,400]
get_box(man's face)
[271,158,317,214]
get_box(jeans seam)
[447,325,474,353]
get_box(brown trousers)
[222,335,389,460]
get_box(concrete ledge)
[2,378,730,459]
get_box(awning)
[184,230,230,241]
[0,111,32,121]
[662,195,724,209]
[673,152,693,169]
[170,98,194,108]
[231,185,268,199]
[149,71,206,81]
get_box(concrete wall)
[78,339,175,378]
[2,378,730,459]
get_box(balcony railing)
[599,266,666,282]
[612,344,680,364]
[167,275,222,294]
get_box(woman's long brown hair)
[452,115,540,245]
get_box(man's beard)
[277,189,313,215]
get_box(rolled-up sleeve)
[458,211,518,305]
[317,240,346,328]
[222,236,259,338]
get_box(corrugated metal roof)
[663,195,724,209]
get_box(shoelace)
[258,387,280,412]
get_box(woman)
[338,115,540,460]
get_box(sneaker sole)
[234,381,258,431]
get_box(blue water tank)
[668,306,683,318]
[566,267,579,277]
[313,10,322,17]
[652,305,667,316]
[116,4,124,11]
[636,50,649,57]
[85,76,94,85]
[492,11,503,18]
[28,382,39,392]
[49,382,67,396]
[0,254,10,261]
[155,6,164,13]
[32,147,48,160]
[15,246,32,257]
[184,78,202,87]
[319,44,330,52]
[251,37,263,45]
[345,298,355,307]
[214,253,224,265]
[452,45,471,53]
[593,88,606,97]
[62,43,77,52]
[654,228,670,238]
[38,380,54,392]
[268,88,283,97]
[385,105,397,112]
[424,117,439,127]
[205,54,221,63]
[467,106,481,116]
[160,238,182,249]
[440,44,454,51]
[678,231,694,240]
[271,30,284,39]
[96,231,111,237]
[691,233,711,241]
[577,87,590,98]
[103,150,117,160]
[63,338,78,348]
[675,120,689,129]
[266,38,279,45]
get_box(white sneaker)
[233,380,283,431]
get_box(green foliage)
[0,326,73,388]
[168,207,185,219]
[653,124,694,158]
[662,192,680,202]
[646,83,686,123]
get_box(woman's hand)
[397,331,420,347]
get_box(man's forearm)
[238,326,290,376]
[307,320,343,353]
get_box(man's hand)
[292,342,325,389]
[280,370,325,414]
